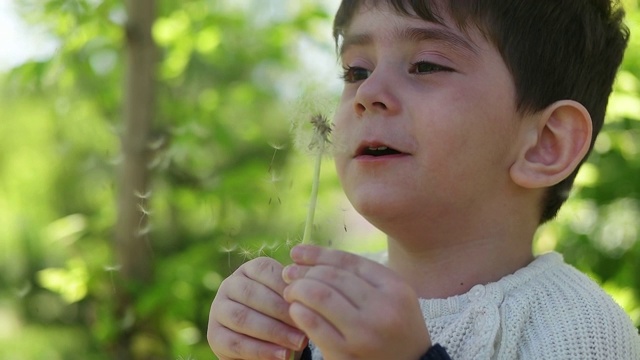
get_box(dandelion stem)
[300,114,331,245]
[293,114,330,359]
[302,140,324,245]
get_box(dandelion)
[302,114,332,245]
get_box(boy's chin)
[351,196,411,224]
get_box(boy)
[208,0,640,359]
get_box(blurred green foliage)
[0,0,638,359]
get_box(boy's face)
[333,3,530,230]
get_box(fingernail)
[290,245,303,261]
[291,244,312,262]
[288,332,306,350]
[282,265,299,282]
[275,348,288,360]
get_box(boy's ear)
[510,100,593,189]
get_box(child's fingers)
[283,264,373,308]
[288,301,346,350]
[239,257,289,296]
[212,298,308,353]
[290,245,392,287]
[284,274,362,333]
[207,321,294,360]
[225,275,297,327]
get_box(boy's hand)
[207,257,308,360]
[283,245,431,360]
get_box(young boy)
[208,0,640,359]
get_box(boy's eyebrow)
[339,26,479,56]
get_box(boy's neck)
[385,220,536,299]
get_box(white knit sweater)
[310,252,640,359]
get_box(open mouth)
[359,145,403,157]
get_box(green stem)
[293,117,328,360]
[301,139,323,245]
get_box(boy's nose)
[353,68,401,117]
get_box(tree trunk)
[114,0,156,358]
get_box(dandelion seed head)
[307,113,333,153]
[290,93,336,156]
[310,114,332,142]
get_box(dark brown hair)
[333,0,630,223]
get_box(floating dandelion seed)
[266,171,283,205]
[268,142,286,174]
[136,195,155,258]
[284,235,297,249]
[220,243,238,269]
[137,202,152,234]
[238,247,254,262]
[256,244,268,257]
[268,241,283,254]
[138,203,152,216]
[104,264,122,272]
[137,224,152,236]
[147,156,161,169]
[148,136,166,151]
[14,282,31,298]
[104,264,122,294]
[269,142,286,151]
[220,244,238,253]
[134,189,152,199]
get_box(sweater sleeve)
[419,344,452,360]
[303,343,452,360]
[299,345,313,360]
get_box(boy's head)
[333,0,629,224]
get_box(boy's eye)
[410,61,452,74]
[341,66,371,83]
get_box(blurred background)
[0,0,638,359]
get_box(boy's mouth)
[356,143,405,157]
